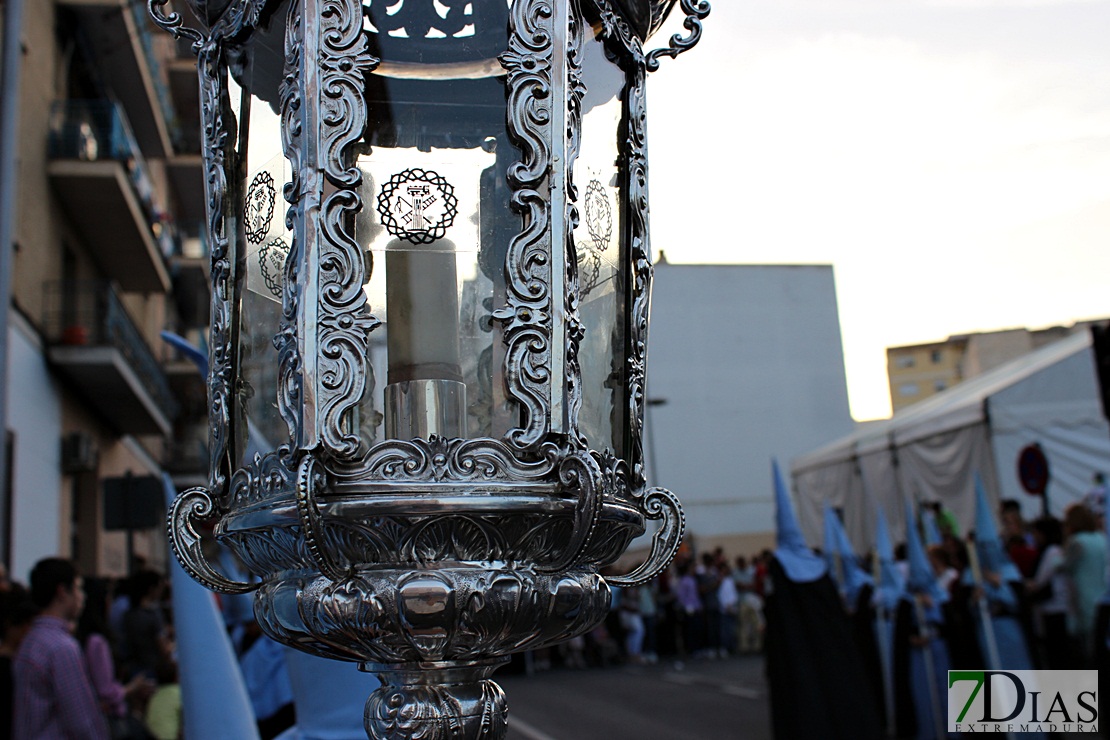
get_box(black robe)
[765,558,884,740]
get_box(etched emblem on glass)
[376,168,459,245]
[584,179,612,252]
[578,179,614,297]
[245,171,277,245]
[259,237,289,298]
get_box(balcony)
[171,227,210,329]
[166,154,205,226]
[59,0,176,157]
[163,438,207,488]
[167,36,200,152]
[44,281,179,437]
[166,33,206,223]
[48,100,172,293]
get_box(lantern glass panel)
[354,2,520,445]
[574,24,628,457]
[235,13,292,467]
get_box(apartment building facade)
[887,320,1107,414]
[4,0,206,581]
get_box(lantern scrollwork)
[152,0,709,735]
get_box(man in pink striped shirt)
[13,558,108,739]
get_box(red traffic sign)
[1017,444,1050,496]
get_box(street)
[499,654,772,740]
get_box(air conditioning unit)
[60,432,98,474]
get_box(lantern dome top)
[182,0,681,41]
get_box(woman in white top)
[1026,517,1075,669]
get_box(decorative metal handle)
[536,452,605,574]
[645,0,711,72]
[295,455,349,582]
[148,0,203,47]
[608,487,685,587]
[168,487,257,595]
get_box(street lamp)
[151,0,708,736]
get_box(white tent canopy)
[791,332,1110,552]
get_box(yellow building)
[887,321,1106,414]
[2,0,206,580]
[887,337,967,412]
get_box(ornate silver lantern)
[151,0,708,736]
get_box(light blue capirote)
[873,507,906,612]
[972,473,1022,587]
[162,331,381,739]
[160,331,273,459]
[903,501,951,740]
[967,474,1043,738]
[162,474,262,740]
[823,503,872,605]
[772,459,827,583]
[872,506,904,739]
[904,502,946,618]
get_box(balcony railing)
[59,0,178,156]
[49,99,156,214]
[163,439,208,476]
[44,280,179,430]
[174,223,209,261]
[48,100,174,291]
[127,0,179,145]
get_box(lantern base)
[362,660,509,739]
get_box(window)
[899,382,920,396]
[934,379,947,392]
[895,355,915,369]
[931,350,943,364]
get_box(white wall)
[988,344,1110,522]
[645,264,855,545]
[7,312,64,582]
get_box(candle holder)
[152,0,708,736]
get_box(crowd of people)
[885,497,1108,674]
[819,496,1109,739]
[519,548,775,672]
[0,559,180,740]
[995,497,1107,669]
[0,486,1103,738]
[528,492,1110,689]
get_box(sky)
[644,0,1110,421]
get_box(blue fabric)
[279,650,381,740]
[920,509,942,547]
[773,460,828,583]
[903,502,946,624]
[823,503,839,578]
[874,508,906,611]
[241,636,294,721]
[909,632,955,740]
[1103,500,1110,604]
[873,610,896,730]
[990,616,1035,671]
[973,473,1022,583]
[162,475,261,740]
[161,331,272,460]
[970,612,1046,739]
[161,331,208,374]
[823,504,872,604]
[217,551,255,634]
